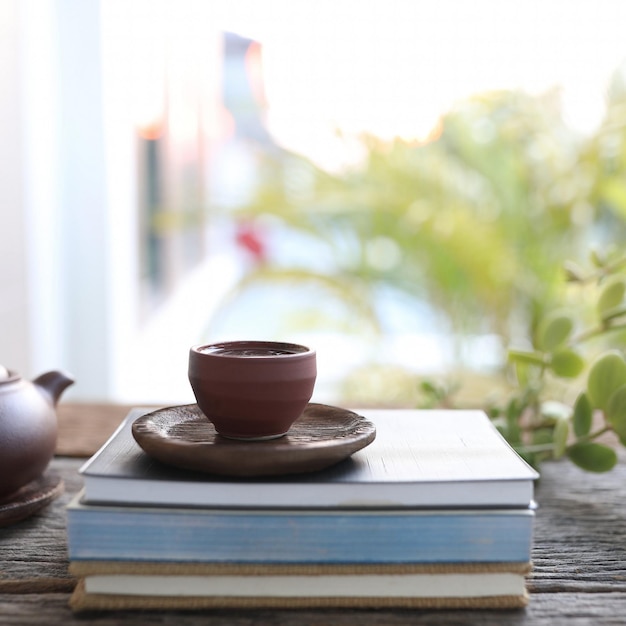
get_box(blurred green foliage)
[222,64,626,472]
[501,250,626,472]
[413,249,626,473]
[232,73,626,342]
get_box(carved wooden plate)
[132,403,376,477]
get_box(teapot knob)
[0,365,9,380]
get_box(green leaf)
[504,398,522,445]
[553,419,569,459]
[566,442,618,472]
[420,381,438,394]
[600,304,626,323]
[587,351,626,411]
[606,384,626,441]
[550,349,585,378]
[572,392,593,437]
[537,313,574,351]
[508,349,546,367]
[597,277,626,320]
[513,361,530,387]
[532,427,554,446]
[590,248,606,268]
[563,260,585,282]
[598,176,626,220]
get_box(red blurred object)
[235,222,267,264]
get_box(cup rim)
[190,340,315,360]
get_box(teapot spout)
[33,370,75,406]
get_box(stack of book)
[67,408,538,611]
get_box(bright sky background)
[123,0,626,167]
[85,0,626,401]
[203,0,626,167]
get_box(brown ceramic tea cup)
[188,340,317,440]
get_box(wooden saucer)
[0,473,64,528]
[132,403,376,477]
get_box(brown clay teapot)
[0,366,74,499]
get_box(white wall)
[97,1,221,404]
[20,0,66,381]
[1,0,225,401]
[0,0,32,377]
[54,0,112,398]
[0,0,113,396]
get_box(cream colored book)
[69,562,531,611]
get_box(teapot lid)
[0,365,20,384]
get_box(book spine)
[69,560,534,577]
[81,478,534,509]
[67,510,532,564]
[70,579,530,612]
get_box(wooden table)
[2,403,626,625]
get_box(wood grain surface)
[1,403,625,624]
[56,402,139,456]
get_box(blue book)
[67,494,534,564]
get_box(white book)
[82,571,527,599]
[79,408,538,509]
